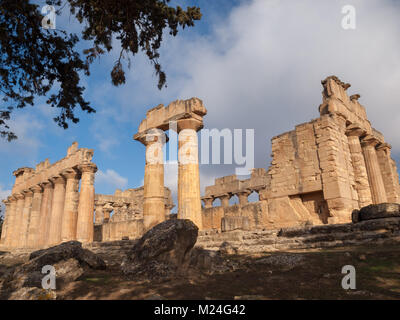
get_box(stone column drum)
[361,135,388,204]
[140,129,166,231]
[19,190,33,248]
[177,119,203,229]
[346,125,373,208]
[38,181,54,248]
[11,193,25,248]
[26,185,43,248]
[61,169,80,242]
[76,163,97,243]
[47,176,66,246]
[4,197,17,248]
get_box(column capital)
[30,185,43,193]
[135,128,167,146]
[14,193,25,200]
[49,175,66,185]
[2,198,10,205]
[78,163,98,174]
[22,189,34,197]
[236,189,251,196]
[376,142,392,151]
[40,181,54,189]
[345,123,366,137]
[176,118,203,132]
[61,168,81,180]
[361,135,380,148]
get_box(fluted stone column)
[202,197,214,209]
[61,169,80,242]
[47,176,66,246]
[220,194,230,208]
[376,143,400,203]
[4,197,17,248]
[12,193,25,248]
[361,135,388,204]
[177,119,203,229]
[27,185,43,248]
[38,181,54,248]
[237,191,251,206]
[346,125,373,208]
[0,199,11,245]
[19,190,33,248]
[138,129,166,231]
[76,163,97,243]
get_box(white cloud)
[96,169,128,190]
[154,0,400,180]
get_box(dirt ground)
[1,243,399,300]
[39,244,400,300]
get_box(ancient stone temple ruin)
[0,142,97,249]
[94,187,173,242]
[201,76,400,232]
[1,76,400,251]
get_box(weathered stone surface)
[0,241,105,299]
[122,219,198,279]
[358,203,400,221]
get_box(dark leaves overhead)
[0,0,202,140]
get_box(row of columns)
[346,124,391,207]
[202,190,256,209]
[136,119,203,231]
[0,164,97,250]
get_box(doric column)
[19,190,33,248]
[61,169,80,242]
[376,143,400,203]
[76,163,97,244]
[346,125,373,208]
[4,196,17,248]
[202,197,214,209]
[219,194,230,208]
[26,185,43,248]
[11,193,25,248]
[94,204,104,225]
[47,176,66,246]
[361,135,388,204]
[137,129,166,231]
[0,199,11,245]
[38,181,54,248]
[237,190,251,206]
[177,119,203,229]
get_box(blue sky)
[1,0,400,212]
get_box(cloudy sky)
[1,0,400,213]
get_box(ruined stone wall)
[200,76,400,232]
[94,187,174,242]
